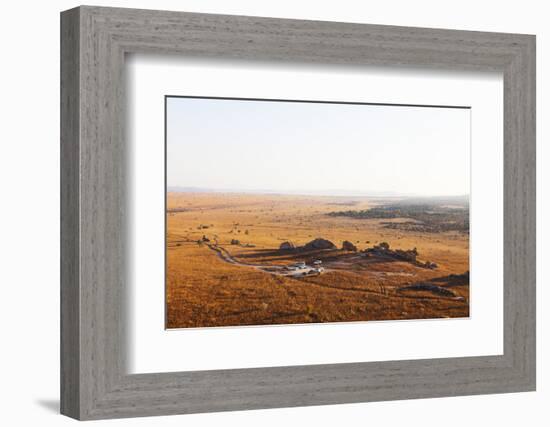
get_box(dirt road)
[204,243,325,277]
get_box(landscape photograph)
[165,96,470,329]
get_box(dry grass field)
[166,192,469,329]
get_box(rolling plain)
[166,192,470,328]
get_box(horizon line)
[166,186,469,199]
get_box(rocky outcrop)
[303,238,337,250]
[363,243,433,268]
[279,241,296,251]
[394,248,418,262]
[230,239,240,245]
[342,240,358,251]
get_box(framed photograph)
[61,6,536,420]
[164,95,471,329]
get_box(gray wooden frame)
[60,5,536,420]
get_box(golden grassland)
[166,192,469,328]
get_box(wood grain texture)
[60,7,80,419]
[60,5,536,420]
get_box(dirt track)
[204,243,325,277]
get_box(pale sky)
[166,96,470,197]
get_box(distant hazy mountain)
[393,194,470,206]
[167,186,468,200]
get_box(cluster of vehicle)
[284,260,325,276]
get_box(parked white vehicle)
[284,261,325,276]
